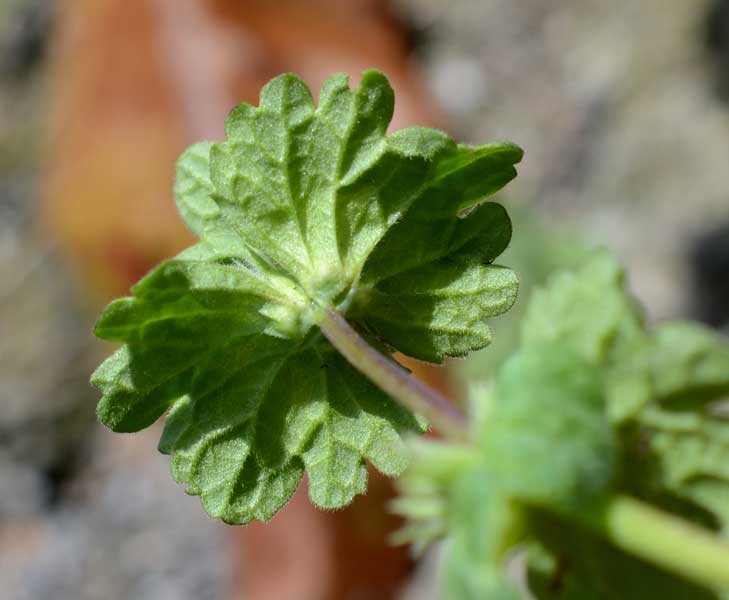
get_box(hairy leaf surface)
[92,70,521,522]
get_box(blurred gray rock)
[1,429,231,600]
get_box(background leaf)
[479,346,615,512]
[519,251,729,533]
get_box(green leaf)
[92,259,293,432]
[638,406,729,532]
[208,71,444,296]
[361,257,518,363]
[521,249,646,366]
[518,250,729,532]
[515,249,652,422]
[207,71,519,308]
[631,323,729,530]
[154,344,419,523]
[174,141,218,236]
[174,142,253,261]
[646,322,729,406]
[360,147,521,284]
[93,257,421,523]
[479,346,615,512]
[92,70,521,523]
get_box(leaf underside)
[91,69,522,523]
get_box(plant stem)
[319,308,469,441]
[591,495,729,591]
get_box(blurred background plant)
[1,1,728,599]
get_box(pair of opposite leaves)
[91,70,522,524]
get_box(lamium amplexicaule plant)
[92,70,729,598]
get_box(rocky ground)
[1,1,728,598]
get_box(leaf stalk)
[319,308,469,441]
